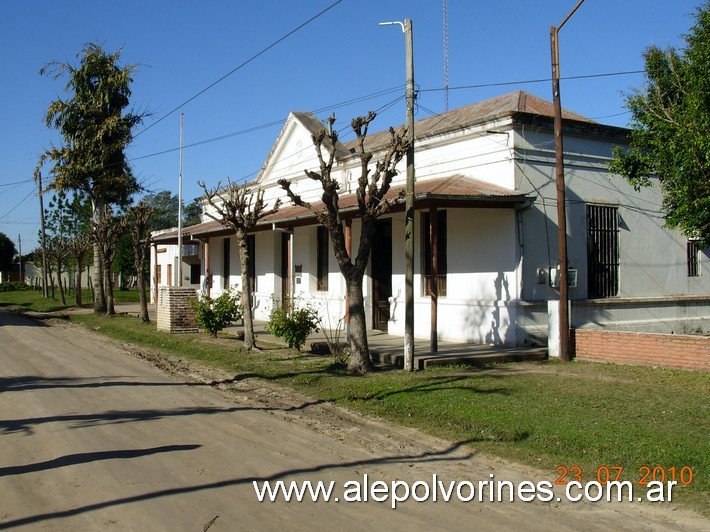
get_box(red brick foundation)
[570,329,710,371]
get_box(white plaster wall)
[388,208,520,345]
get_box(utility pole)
[37,172,49,297]
[379,19,416,371]
[18,235,22,284]
[550,0,584,361]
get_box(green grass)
[1,292,707,515]
[65,312,710,515]
[0,288,141,312]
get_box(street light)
[380,19,416,371]
[550,0,584,361]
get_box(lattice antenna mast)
[443,0,449,111]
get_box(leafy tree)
[279,113,408,373]
[36,43,144,313]
[0,232,17,272]
[199,179,280,350]
[610,2,710,245]
[183,198,203,225]
[143,191,202,230]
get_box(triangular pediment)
[256,112,348,187]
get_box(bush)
[191,289,243,338]
[0,282,31,292]
[266,302,319,351]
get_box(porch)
[117,303,547,370]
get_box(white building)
[152,91,710,346]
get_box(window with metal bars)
[687,240,701,277]
[586,205,619,298]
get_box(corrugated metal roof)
[153,175,530,243]
[344,90,594,154]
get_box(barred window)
[687,240,701,277]
[586,205,619,298]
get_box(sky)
[0,0,702,253]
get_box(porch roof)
[152,174,531,244]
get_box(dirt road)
[0,310,706,530]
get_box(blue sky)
[0,0,701,253]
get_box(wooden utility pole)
[550,0,584,361]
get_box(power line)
[134,0,344,139]
[0,186,37,221]
[130,85,405,162]
[0,178,34,187]
[419,70,644,93]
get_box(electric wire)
[130,85,405,162]
[134,0,344,139]
[0,178,34,187]
[419,70,644,94]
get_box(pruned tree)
[92,207,128,315]
[126,201,154,322]
[279,112,409,373]
[199,179,281,350]
[36,43,143,313]
[43,192,74,304]
[610,2,710,245]
[66,232,91,306]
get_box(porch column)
[152,243,158,303]
[430,207,438,352]
[204,239,211,298]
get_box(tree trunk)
[104,257,116,315]
[137,271,150,323]
[238,231,255,350]
[75,259,84,307]
[57,262,66,305]
[345,275,373,373]
[92,201,107,313]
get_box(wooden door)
[371,219,392,331]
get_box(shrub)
[266,301,319,351]
[191,289,242,338]
[0,282,30,293]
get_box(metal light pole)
[177,113,184,287]
[550,0,584,361]
[380,18,416,371]
[37,172,49,297]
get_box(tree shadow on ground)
[0,444,201,477]
[0,439,489,530]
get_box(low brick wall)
[156,286,198,333]
[570,329,710,371]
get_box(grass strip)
[58,311,709,515]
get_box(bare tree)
[44,235,71,305]
[199,179,281,350]
[66,233,91,306]
[279,112,409,373]
[126,201,154,322]
[92,208,128,315]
